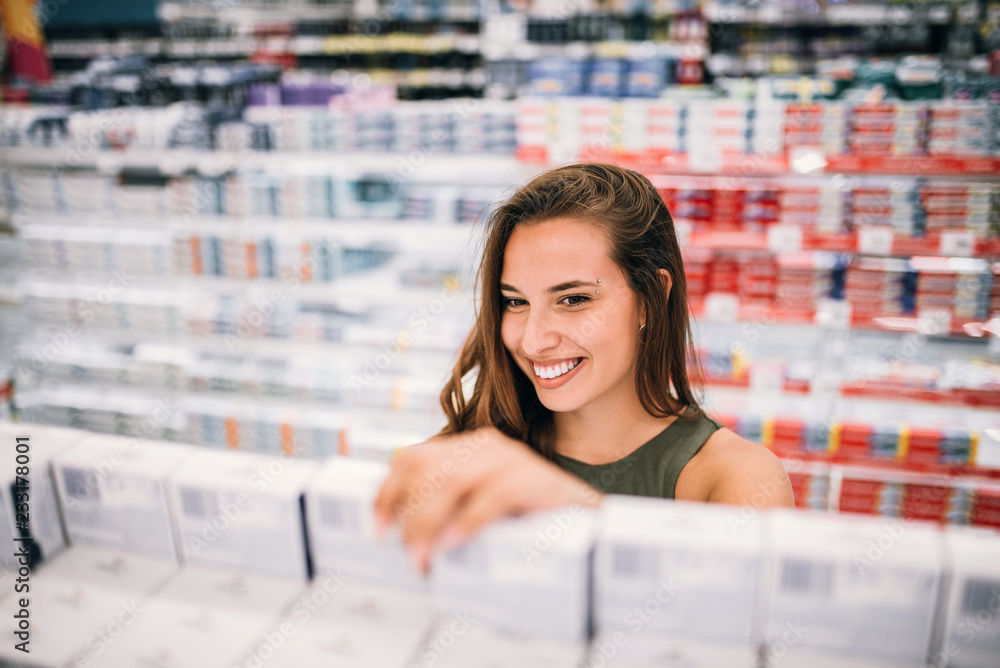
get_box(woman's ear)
[657,268,673,300]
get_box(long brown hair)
[440,163,703,459]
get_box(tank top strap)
[644,412,724,498]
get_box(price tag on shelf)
[767,225,803,253]
[158,154,190,176]
[939,231,975,257]
[750,360,784,396]
[857,226,894,256]
[814,299,852,330]
[917,309,953,337]
[704,293,740,323]
[688,147,722,174]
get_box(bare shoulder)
[676,427,794,508]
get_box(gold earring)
[638,323,646,342]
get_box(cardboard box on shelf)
[305,456,426,591]
[167,449,318,580]
[432,505,596,644]
[594,496,762,647]
[762,509,941,667]
[53,434,196,561]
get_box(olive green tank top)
[554,412,724,499]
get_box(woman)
[375,163,793,573]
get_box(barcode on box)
[613,545,659,579]
[180,487,218,519]
[319,497,360,531]
[961,578,1000,616]
[781,559,833,596]
[63,467,97,501]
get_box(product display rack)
[2,0,998,547]
[1,2,999,666]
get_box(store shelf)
[0,147,533,183]
[703,2,953,26]
[158,1,482,23]
[691,299,998,339]
[568,147,1000,179]
[481,40,708,61]
[683,229,1000,259]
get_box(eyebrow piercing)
[596,278,601,294]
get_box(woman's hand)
[373,427,603,574]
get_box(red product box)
[906,428,941,465]
[902,483,951,521]
[771,418,805,455]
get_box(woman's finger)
[435,478,520,554]
[373,447,423,533]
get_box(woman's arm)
[373,427,603,574]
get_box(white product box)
[168,450,318,580]
[585,630,757,668]
[594,496,762,644]
[0,544,177,668]
[90,565,305,668]
[53,434,195,560]
[431,505,596,643]
[305,456,425,591]
[762,509,942,668]
[418,620,588,668]
[934,527,1000,668]
[237,580,435,668]
[0,423,82,570]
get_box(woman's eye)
[561,295,589,307]
[502,298,526,310]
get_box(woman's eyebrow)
[547,280,598,293]
[499,280,598,294]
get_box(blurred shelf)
[158,2,482,23]
[481,40,708,61]
[552,147,1000,179]
[690,298,1000,340]
[0,147,532,183]
[703,2,953,26]
[15,213,484,250]
[683,229,1000,259]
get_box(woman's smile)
[529,356,585,387]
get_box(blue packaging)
[588,58,627,97]
[625,57,670,97]
[527,59,588,96]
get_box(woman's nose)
[520,308,560,357]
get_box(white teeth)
[533,359,580,379]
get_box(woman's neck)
[552,389,681,465]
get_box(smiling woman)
[374,163,793,573]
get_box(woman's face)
[500,218,644,415]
